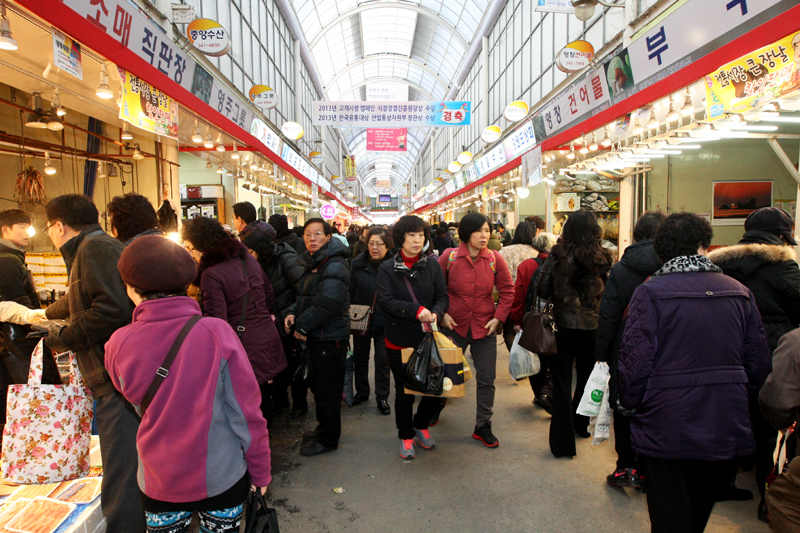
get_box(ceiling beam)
[324,55,450,96]
[308,3,470,51]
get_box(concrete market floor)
[265,338,766,533]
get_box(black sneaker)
[607,468,643,489]
[472,422,499,448]
[300,442,337,456]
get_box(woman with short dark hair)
[350,226,394,414]
[536,210,614,458]
[377,216,448,459]
[106,193,161,245]
[440,212,514,448]
[619,212,770,532]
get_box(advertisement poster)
[705,32,800,120]
[52,29,82,80]
[712,181,773,225]
[366,128,407,151]
[344,156,357,182]
[118,68,179,139]
[313,101,471,127]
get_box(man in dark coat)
[269,213,306,255]
[42,194,144,532]
[595,211,665,490]
[0,209,39,308]
[709,206,800,518]
[618,212,771,533]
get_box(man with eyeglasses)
[42,194,145,532]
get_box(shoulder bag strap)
[402,275,419,304]
[370,289,378,310]
[237,257,249,338]
[140,315,202,417]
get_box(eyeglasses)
[368,241,385,248]
[183,243,196,253]
[304,231,324,239]
[44,221,58,234]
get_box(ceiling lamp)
[215,134,225,152]
[589,132,599,151]
[250,160,258,170]
[600,127,612,147]
[192,120,202,143]
[121,122,133,140]
[0,2,17,51]
[216,163,224,174]
[566,143,576,160]
[52,88,65,117]
[43,152,56,175]
[226,168,233,176]
[96,64,113,99]
[231,142,239,159]
[25,93,47,129]
[132,144,145,160]
[647,113,660,130]
[633,118,644,136]
[666,101,679,122]
[571,0,597,21]
[680,90,695,117]
[46,107,64,131]
[205,154,213,169]
[204,128,214,149]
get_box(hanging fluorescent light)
[0,2,18,51]
[121,122,133,140]
[44,152,56,175]
[764,116,800,123]
[722,124,779,132]
[96,64,114,99]
[231,142,239,159]
[645,149,682,155]
[204,128,214,149]
[192,120,202,143]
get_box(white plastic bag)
[508,331,540,380]
[576,362,610,417]
[589,377,611,445]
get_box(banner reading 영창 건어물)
[705,32,800,120]
[118,68,179,139]
[313,102,471,127]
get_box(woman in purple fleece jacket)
[105,236,271,533]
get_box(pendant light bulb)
[589,132,599,151]
[231,142,239,159]
[121,122,133,140]
[132,144,145,160]
[578,137,589,155]
[215,134,225,152]
[203,127,214,149]
[96,65,113,99]
[44,151,56,175]
[0,3,18,51]
[566,143,576,160]
[53,89,66,117]
[666,101,680,122]
[216,163,224,174]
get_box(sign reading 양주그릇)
[249,85,279,110]
[52,29,82,80]
[186,19,230,57]
[312,101,471,127]
[532,0,792,141]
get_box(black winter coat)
[377,253,448,348]
[709,230,800,352]
[350,251,394,335]
[275,229,306,256]
[288,238,351,341]
[258,243,304,337]
[595,239,662,405]
[0,239,39,309]
[433,235,452,256]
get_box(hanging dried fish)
[15,166,46,205]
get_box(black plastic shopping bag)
[403,332,445,395]
[244,490,280,533]
[291,341,313,383]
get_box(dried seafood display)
[14,167,46,205]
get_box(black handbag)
[244,491,280,533]
[518,273,558,356]
[292,340,314,383]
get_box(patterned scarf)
[652,254,722,277]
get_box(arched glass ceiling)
[290,0,490,196]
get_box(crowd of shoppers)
[8,192,800,533]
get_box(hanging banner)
[52,29,82,80]
[704,33,800,120]
[186,18,230,57]
[118,68,179,139]
[312,101,471,127]
[366,128,407,151]
[248,85,278,110]
[344,155,357,182]
[535,0,574,14]
[521,146,543,190]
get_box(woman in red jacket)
[439,213,514,447]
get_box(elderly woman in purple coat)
[618,212,771,533]
[181,217,286,427]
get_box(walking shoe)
[533,394,554,415]
[715,485,754,502]
[429,413,440,427]
[413,428,436,449]
[302,430,319,442]
[300,442,337,456]
[606,468,643,489]
[377,399,391,415]
[351,393,369,406]
[472,422,499,448]
[399,439,416,460]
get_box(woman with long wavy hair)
[536,210,614,458]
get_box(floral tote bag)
[1,340,93,484]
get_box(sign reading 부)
[249,85,278,110]
[705,32,800,120]
[367,128,407,151]
[557,40,595,73]
[52,29,82,80]
[118,68,179,139]
[186,19,230,57]
[313,101,471,127]
[344,156,357,183]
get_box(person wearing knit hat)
[118,235,196,295]
[269,214,306,255]
[106,233,272,528]
[239,220,276,242]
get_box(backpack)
[524,257,547,313]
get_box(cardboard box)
[401,346,466,398]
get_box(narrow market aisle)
[266,340,764,533]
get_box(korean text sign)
[313,102,471,127]
[118,68,179,139]
[366,128,407,151]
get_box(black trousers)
[387,348,443,440]
[352,333,391,401]
[271,335,308,410]
[613,411,637,470]
[308,339,347,448]
[643,456,725,533]
[259,381,273,429]
[549,327,596,458]
[96,390,146,532]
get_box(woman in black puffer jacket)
[241,221,306,419]
[349,227,394,415]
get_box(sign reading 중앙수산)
[313,101,471,128]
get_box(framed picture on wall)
[712,181,773,226]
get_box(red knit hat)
[118,235,197,292]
